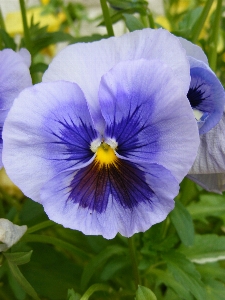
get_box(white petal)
[0,219,27,252]
[188,109,225,192]
[178,36,208,64]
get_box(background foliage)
[0,0,225,299]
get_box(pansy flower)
[179,38,225,193]
[0,48,32,167]
[3,29,199,238]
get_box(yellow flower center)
[95,143,117,165]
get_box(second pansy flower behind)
[3,29,199,239]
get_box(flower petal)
[0,219,27,252]
[43,29,190,132]
[188,109,225,192]
[188,173,225,194]
[40,161,178,239]
[0,48,32,110]
[99,59,199,182]
[0,109,10,167]
[3,81,99,201]
[187,62,225,134]
[178,36,208,64]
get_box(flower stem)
[147,10,155,28]
[100,0,114,36]
[208,0,223,71]
[128,235,141,288]
[191,0,214,43]
[80,283,111,300]
[19,0,32,52]
[27,220,55,234]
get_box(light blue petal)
[3,81,99,202]
[99,59,199,183]
[0,48,32,110]
[43,29,190,133]
[40,162,178,239]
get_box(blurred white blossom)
[0,219,27,252]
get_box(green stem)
[80,283,111,300]
[147,10,155,28]
[21,234,90,261]
[27,220,55,234]
[191,0,214,43]
[208,0,223,71]
[0,8,6,31]
[128,236,141,288]
[19,0,32,52]
[100,0,114,36]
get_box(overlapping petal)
[43,28,190,132]
[99,59,199,182]
[188,108,225,193]
[3,81,99,201]
[187,61,225,134]
[180,38,225,192]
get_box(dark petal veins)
[187,78,212,113]
[0,127,2,144]
[46,114,98,167]
[188,67,219,114]
[105,104,160,159]
[68,157,155,213]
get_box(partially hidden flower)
[3,29,199,238]
[0,48,32,167]
[179,37,225,193]
[0,219,27,252]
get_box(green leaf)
[20,243,83,300]
[163,251,206,300]
[100,256,130,281]
[205,279,225,300]
[179,7,202,31]
[196,262,225,282]
[179,234,225,264]
[31,31,74,56]
[8,268,26,300]
[67,288,81,300]
[0,29,16,50]
[123,13,145,31]
[149,269,192,300]
[170,200,195,246]
[80,284,110,300]
[187,194,225,223]
[7,260,41,300]
[4,251,33,266]
[81,245,126,290]
[135,285,157,300]
[107,0,148,10]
